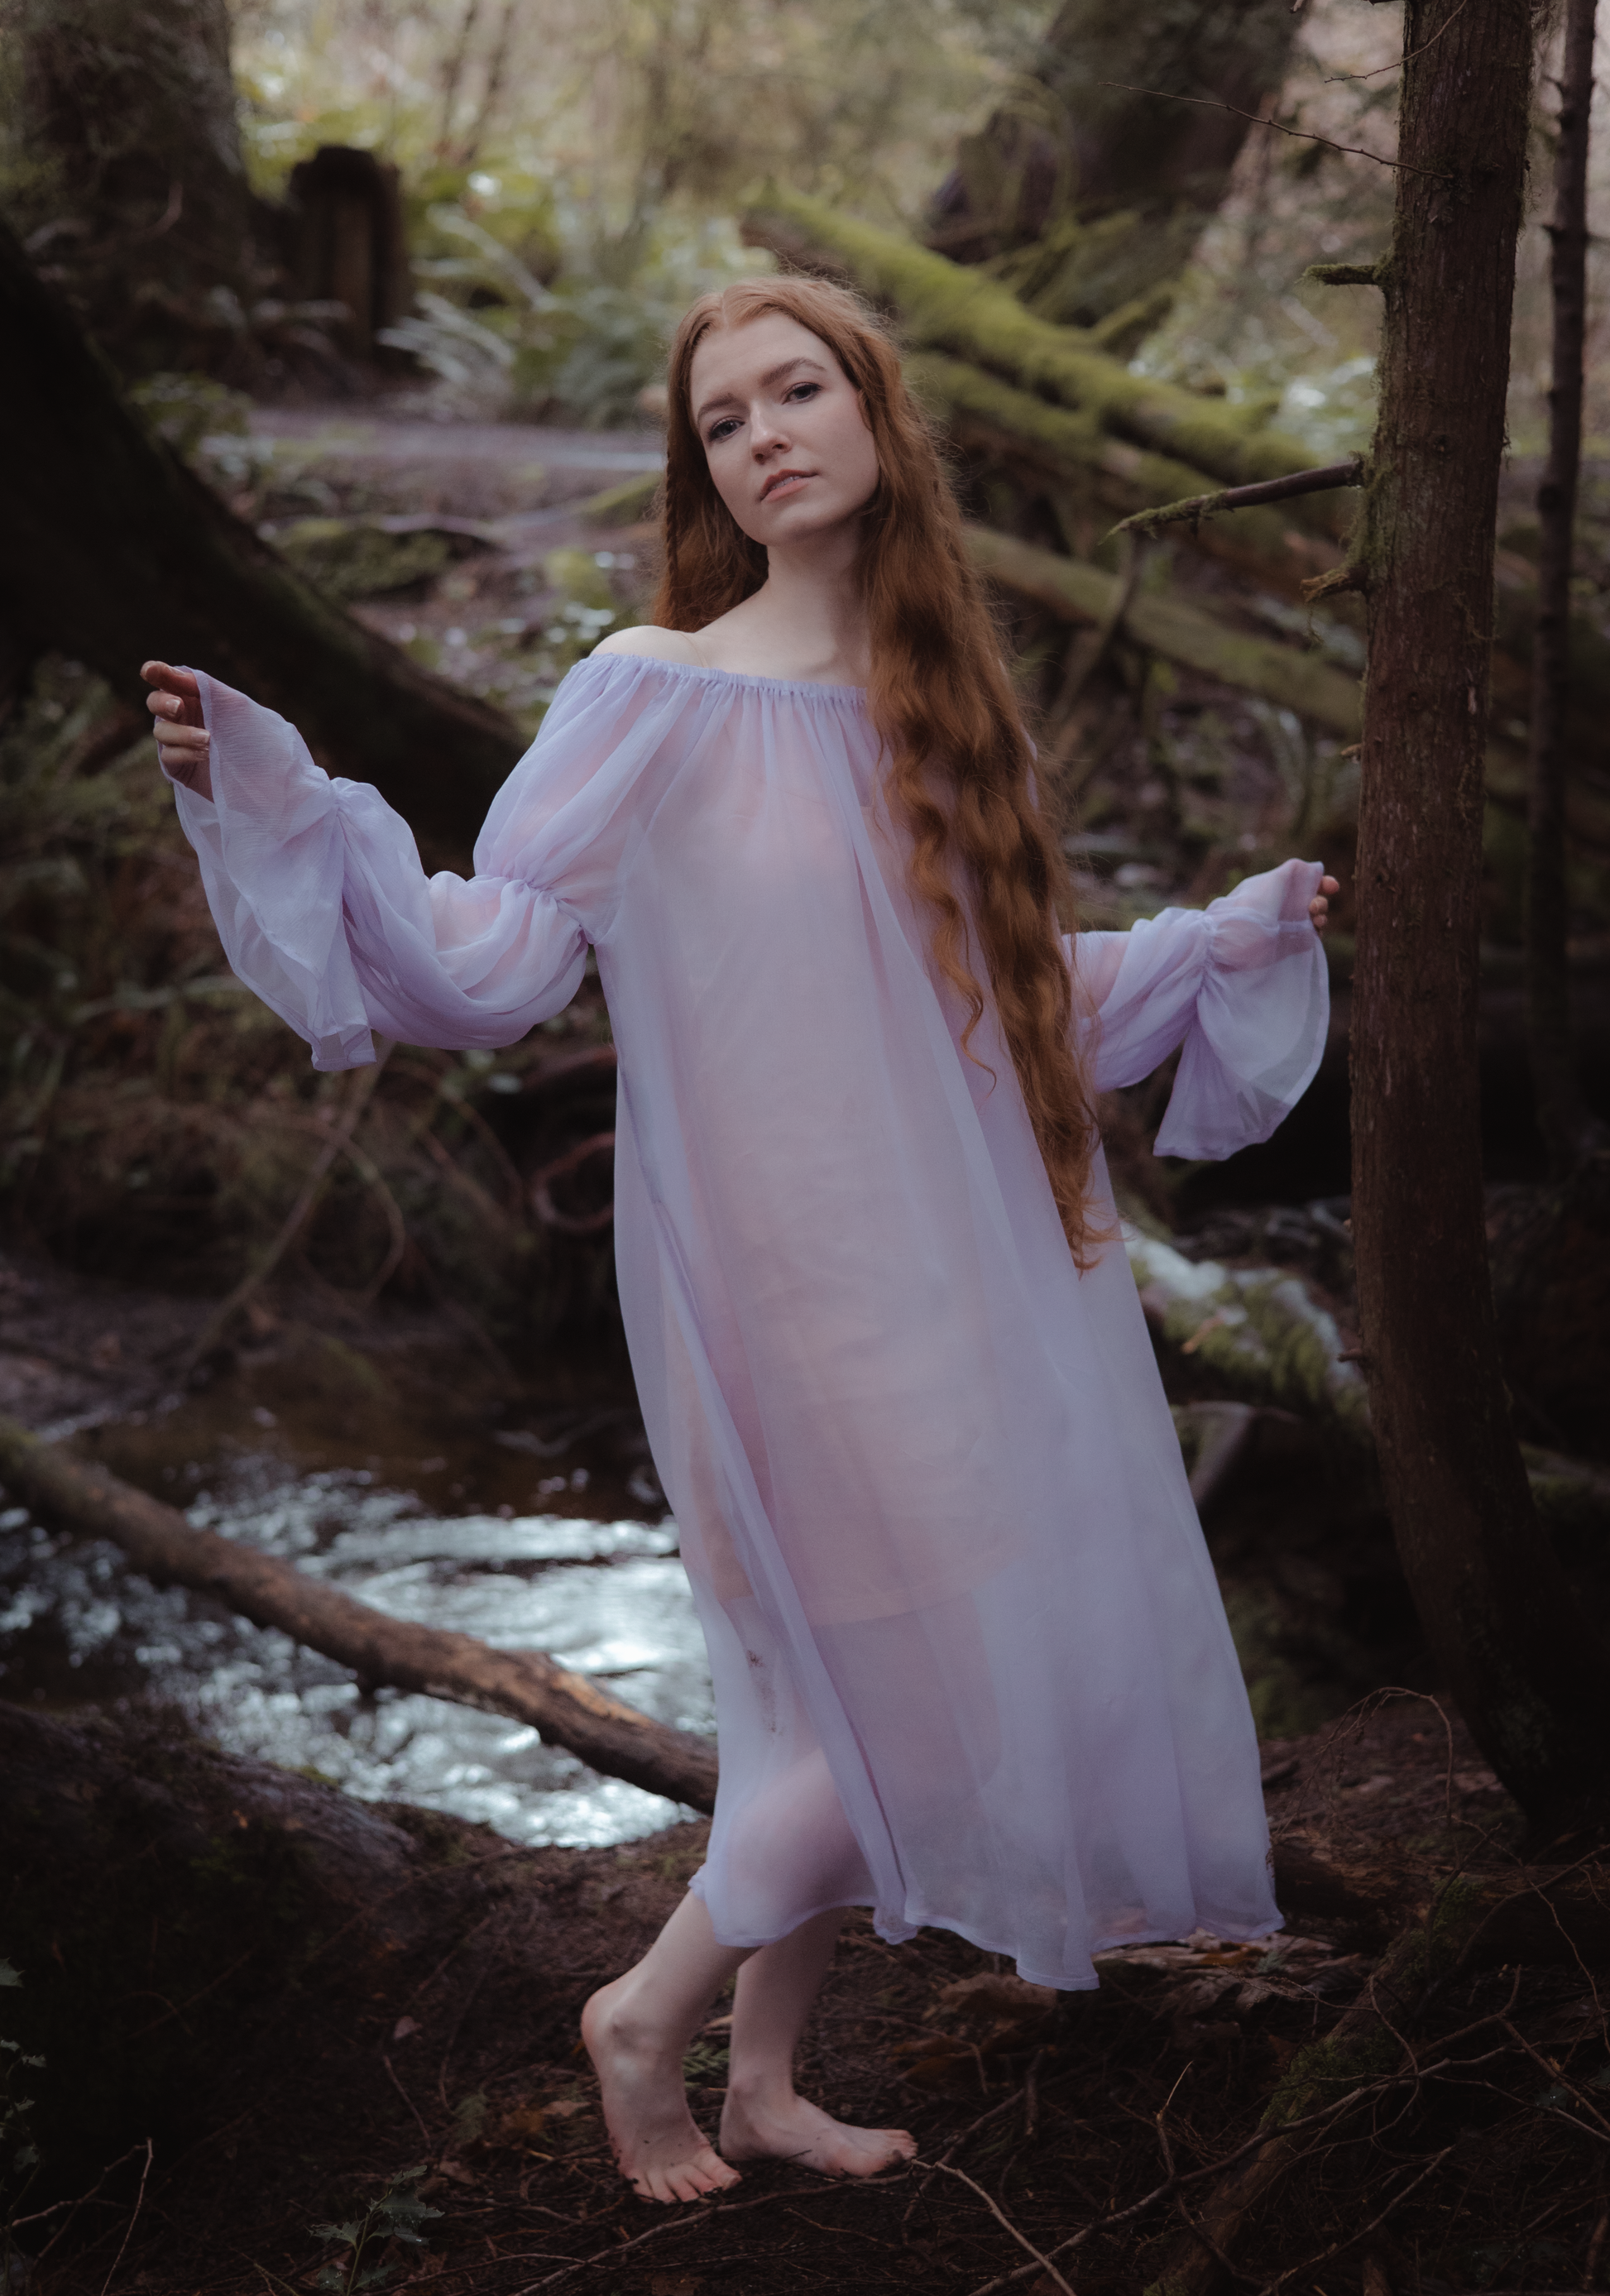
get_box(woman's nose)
[750,409,788,454]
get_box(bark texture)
[0,1412,721,1814]
[1351,0,1610,1831]
[927,0,1298,327]
[3,0,258,376]
[0,217,521,863]
[1526,0,1598,1175]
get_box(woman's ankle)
[721,2064,796,2115]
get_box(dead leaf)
[391,2016,420,2040]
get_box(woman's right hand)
[141,661,212,800]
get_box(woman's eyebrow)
[694,356,829,426]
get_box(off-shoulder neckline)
[578,646,868,706]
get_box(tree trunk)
[1526,0,1598,1177]
[1351,0,1610,1835]
[0,218,520,865]
[0,1410,720,1813]
[927,0,1299,328]
[4,0,259,379]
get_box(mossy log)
[966,527,1363,736]
[908,353,1341,587]
[743,188,1358,525]
[1125,1229,1610,1540]
[0,218,522,864]
[0,1411,720,1812]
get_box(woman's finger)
[140,659,204,728]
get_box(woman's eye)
[786,383,820,405]
[707,417,738,443]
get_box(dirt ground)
[7,1632,1608,2296]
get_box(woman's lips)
[760,471,812,501]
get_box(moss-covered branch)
[966,526,1363,736]
[1125,1229,1609,1539]
[908,353,1341,582]
[1107,458,1364,544]
[744,187,1358,521]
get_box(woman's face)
[688,311,880,550]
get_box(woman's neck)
[692,523,871,688]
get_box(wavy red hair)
[654,276,1104,1264]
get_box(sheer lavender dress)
[170,649,1329,1991]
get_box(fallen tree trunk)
[913,353,1341,590]
[966,525,1363,735]
[0,218,522,863]
[1127,1229,1610,1537]
[744,188,1357,525]
[0,1412,720,1813]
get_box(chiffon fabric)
[172,649,1329,1990]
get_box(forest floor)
[15,1671,1599,2296]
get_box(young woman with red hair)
[146,277,1336,2204]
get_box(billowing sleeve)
[169,655,657,1070]
[1066,858,1330,1159]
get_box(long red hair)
[654,276,1104,1265]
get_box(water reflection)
[0,1455,712,1848]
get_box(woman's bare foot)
[582,1973,743,2203]
[719,2083,916,2176]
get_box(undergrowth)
[0,659,620,1340]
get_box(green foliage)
[128,370,256,459]
[382,202,758,424]
[261,2167,443,2296]
[271,519,456,602]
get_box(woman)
[145,276,1337,2206]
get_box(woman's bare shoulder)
[591,626,705,665]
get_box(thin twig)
[960,2035,1522,2296]
[1094,82,1453,179]
[384,2052,437,2150]
[1502,2019,1610,2144]
[1325,0,1475,81]
[510,2174,915,2293]
[1253,2145,1456,2295]
[1106,458,1363,544]
[97,2136,154,2296]
[180,1045,392,1373]
[925,2160,1075,2295]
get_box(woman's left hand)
[1309,875,1340,934]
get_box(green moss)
[745,187,1347,517]
[1264,2025,1402,2127]
[965,529,1362,736]
[272,518,456,602]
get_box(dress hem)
[690,1872,1284,1993]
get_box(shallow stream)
[0,1406,714,1848]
